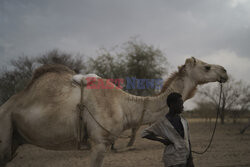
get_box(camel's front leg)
[90,143,108,167]
[127,127,138,147]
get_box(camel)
[0,57,228,167]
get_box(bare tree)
[194,101,217,123]
[229,82,250,123]
[240,85,250,134]
[0,56,36,105]
[198,77,250,124]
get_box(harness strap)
[76,80,87,149]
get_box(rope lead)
[192,83,223,154]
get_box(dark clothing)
[169,164,186,167]
[166,114,184,138]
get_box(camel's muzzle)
[219,76,228,83]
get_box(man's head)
[167,92,184,114]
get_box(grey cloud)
[0,0,250,81]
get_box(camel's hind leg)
[0,112,13,167]
[90,143,108,167]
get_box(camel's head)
[180,57,228,84]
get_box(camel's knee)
[91,143,106,159]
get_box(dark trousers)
[169,164,186,167]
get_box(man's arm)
[142,130,173,145]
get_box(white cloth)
[72,74,100,85]
[141,116,190,167]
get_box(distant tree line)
[0,40,169,105]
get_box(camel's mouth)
[219,76,228,83]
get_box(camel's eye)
[205,66,211,71]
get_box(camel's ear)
[185,57,196,66]
[178,65,186,73]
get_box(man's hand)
[142,131,157,140]
[142,131,173,146]
[161,139,173,146]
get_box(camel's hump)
[26,64,75,89]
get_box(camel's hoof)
[79,145,91,150]
[126,146,136,151]
[115,146,136,153]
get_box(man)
[141,92,194,167]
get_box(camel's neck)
[121,75,197,130]
[168,75,197,101]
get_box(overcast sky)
[1,0,250,108]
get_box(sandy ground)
[6,120,250,167]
